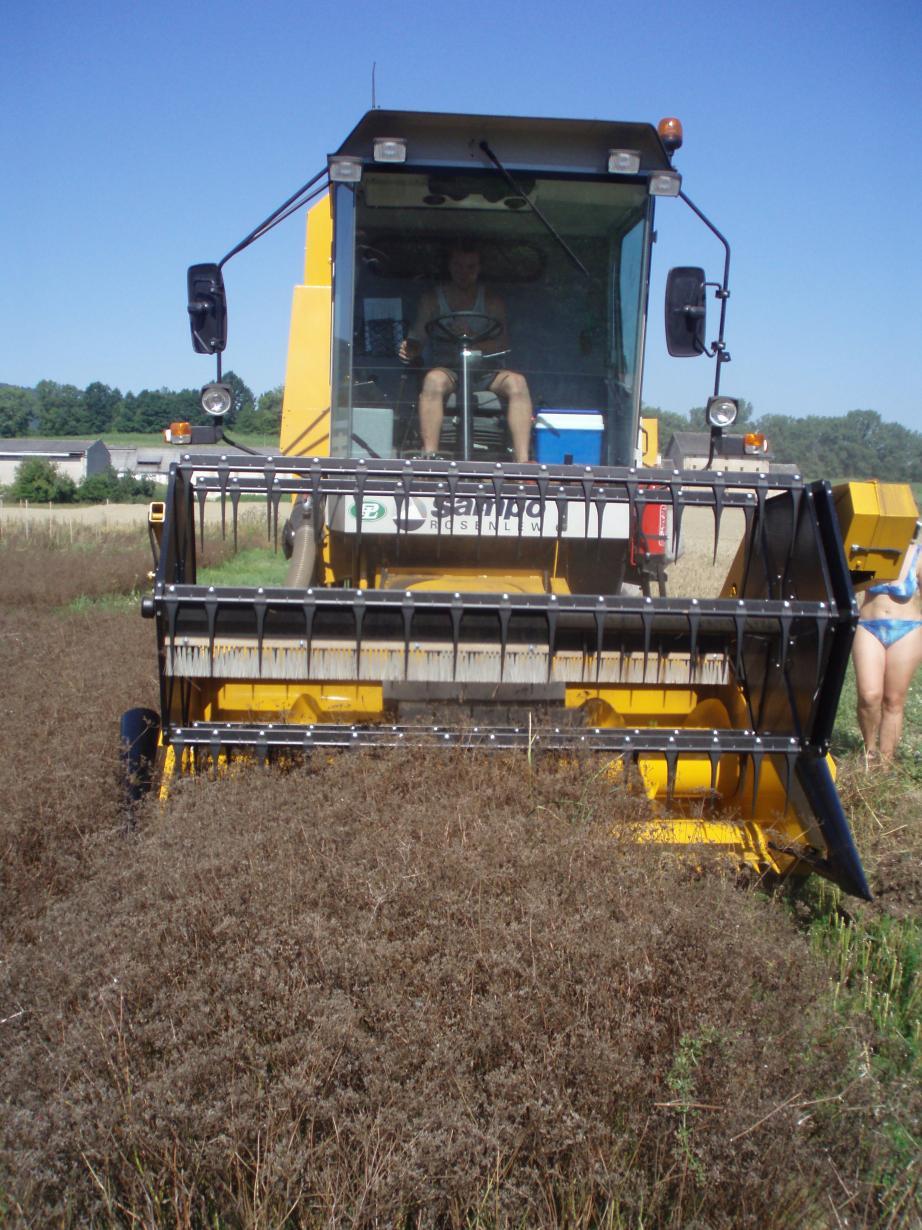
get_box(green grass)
[197,546,289,587]
[799,671,922,1222]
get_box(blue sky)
[3,0,920,429]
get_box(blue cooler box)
[534,411,604,464]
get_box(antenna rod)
[372,62,377,109]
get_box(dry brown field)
[0,513,918,1228]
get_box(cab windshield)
[330,170,651,465]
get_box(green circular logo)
[350,499,387,521]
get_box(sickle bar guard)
[143,455,869,900]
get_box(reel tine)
[782,747,797,814]
[303,593,316,676]
[688,600,700,683]
[536,473,549,536]
[492,472,503,538]
[711,477,725,565]
[209,731,222,780]
[625,478,638,547]
[498,594,511,681]
[255,593,267,678]
[581,476,593,539]
[205,595,218,676]
[513,488,525,561]
[594,487,607,552]
[435,481,444,560]
[475,485,486,561]
[555,485,567,541]
[735,751,748,800]
[231,485,241,552]
[402,591,415,681]
[754,480,771,596]
[669,477,684,558]
[196,485,208,553]
[354,468,366,571]
[814,612,828,692]
[733,605,747,680]
[309,463,322,522]
[447,471,458,536]
[173,732,187,778]
[750,742,764,809]
[641,599,653,682]
[778,606,792,674]
[218,464,229,540]
[165,595,180,676]
[594,597,605,683]
[264,465,274,542]
[708,743,721,794]
[271,490,282,553]
[546,599,558,683]
[664,745,678,806]
[353,590,365,679]
[450,593,463,682]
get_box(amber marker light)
[744,431,768,455]
[164,421,192,444]
[657,117,684,155]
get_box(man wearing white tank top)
[398,241,533,461]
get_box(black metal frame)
[144,455,868,898]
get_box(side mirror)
[187,263,227,354]
[664,266,706,357]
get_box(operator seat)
[440,388,509,456]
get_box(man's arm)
[398,290,436,362]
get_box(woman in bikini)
[852,531,922,763]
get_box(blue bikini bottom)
[858,619,922,648]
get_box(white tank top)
[430,284,487,364]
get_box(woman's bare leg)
[880,626,922,760]
[852,625,886,760]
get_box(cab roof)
[334,109,673,175]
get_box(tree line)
[1,379,919,482]
[0,375,283,438]
[648,401,922,482]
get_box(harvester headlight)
[328,155,363,183]
[706,396,739,429]
[649,171,682,197]
[608,149,641,174]
[373,137,407,163]
[201,383,233,418]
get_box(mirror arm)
[680,191,732,395]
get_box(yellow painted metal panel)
[281,195,333,457]
[833,481,919,586]
[640,416,659,466]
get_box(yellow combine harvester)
[124,110,920,900]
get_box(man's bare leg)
[491,370,532,463]
[418,368,455,454]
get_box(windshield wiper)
[478,140,590,280]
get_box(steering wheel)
[425,311,503,346]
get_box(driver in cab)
[398,240,533,462]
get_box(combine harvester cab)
[132,111,921,900]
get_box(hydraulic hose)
[285,523,317,589]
